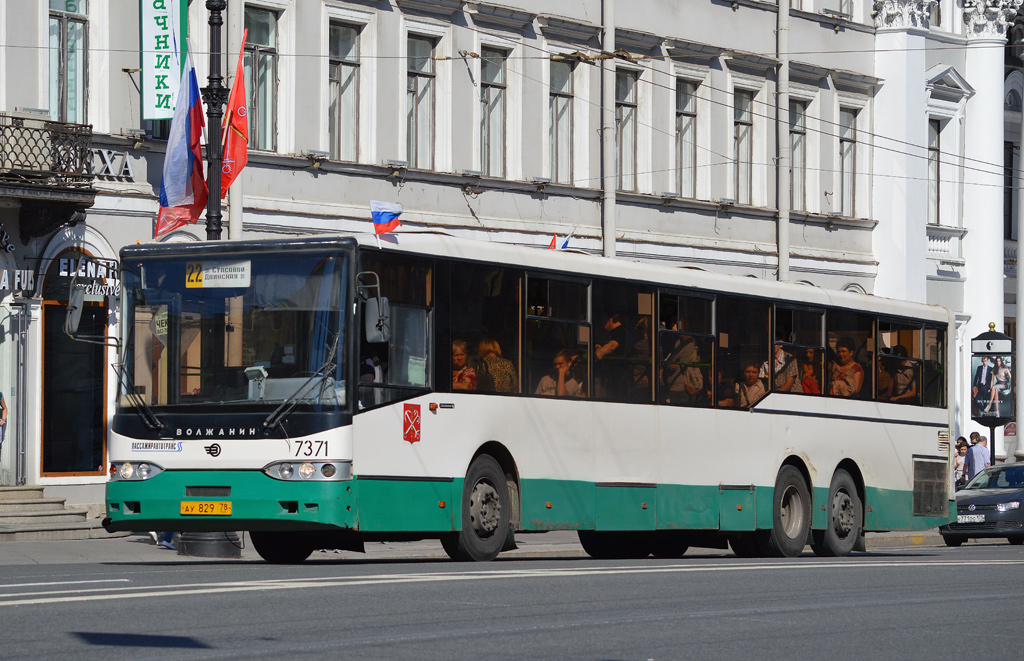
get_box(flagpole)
[202,0,229,241]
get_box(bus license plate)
[180,501,232,516]
[958,514,984,523]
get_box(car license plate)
[958,514,984,523]
[180,501,232,516]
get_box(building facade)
[0,0,1020,505]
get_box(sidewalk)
[0,529,949,566]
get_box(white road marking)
[0,579,131,589]
[2,558,1023,607]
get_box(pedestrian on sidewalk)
[954,437,969,489]
[964,436,990,484]
[149,531,176,550]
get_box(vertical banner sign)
[140,0,188,120]
[403,404,421,444]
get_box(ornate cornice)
[872,0,936,30]
[963,0,1022,40]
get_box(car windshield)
[119,249,349,412]
[964,465,1024,490]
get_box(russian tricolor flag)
[370,200,402,234]
[156,53,207,237]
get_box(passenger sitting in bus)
[716,369,735,407]
[829,336,864,397]
[735,361,766,407]
[478,338,517,393]
[535,349,584,397]
[801,348,821,394]
[452,340,477,391]
[889,345,918,404]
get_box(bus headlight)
[262,460,351,481]
[137,463,151,479]
[997,501,1020,511]
[119,463,134,480]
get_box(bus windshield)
[120,249,349,413]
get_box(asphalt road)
[1,533,1021,659]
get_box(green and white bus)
[104,232,954,562]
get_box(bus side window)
[774,306,825,396]
[526,276,589,399]
[658,291,713,407]
[716,295,770,408]
[592,280,656,403]
[357,251,434,409]
[449,265,522,394]
[826,310,874,399]
[921,325,946,408]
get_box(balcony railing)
[0,112,93,187]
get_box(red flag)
[548,234,557,249]
[221,30,249,197]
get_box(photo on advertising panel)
[971,354,1013,420]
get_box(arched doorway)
[39,248,116,475]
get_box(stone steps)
[0,486,128,542]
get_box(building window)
[839,108,857,217]
[329,22,359,162]
[676,80,697,199]
[838,0,853,16]
[929,1,941,26]
[734,90,753,205]
[1006,141,1016,240]
[244,7,278,151]
[480,48,506,177]
[48,0,87,123]
[407,36,435,169]
[790,100,806,212]
[928,119,940,225]
[616,71,637,192]
[549,60,573,185]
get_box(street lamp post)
[201,0,229,241]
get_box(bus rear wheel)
[810,469,862,557]
[441,454,510,562]
[763,466,811,558]
[250,531,314,564]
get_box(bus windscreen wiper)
[113,359,164,431]
[262,336,339,431]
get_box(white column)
[871,4,931,303]
[962,1,1018,455]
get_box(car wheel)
[1008,536,1024,546]
[250,531,314,564]
[943,535,966,547]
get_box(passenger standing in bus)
[451,340,477,391]
[595,313,628,398]
[735,361,766,407]
[760,341,797,393]
[478,338,517,393]
[829,337,864,397]
[662,317,704,405]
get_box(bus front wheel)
[763,466,811,558]
[441,454,510,562]
[250,531,314,564]
[810,469,862,557]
